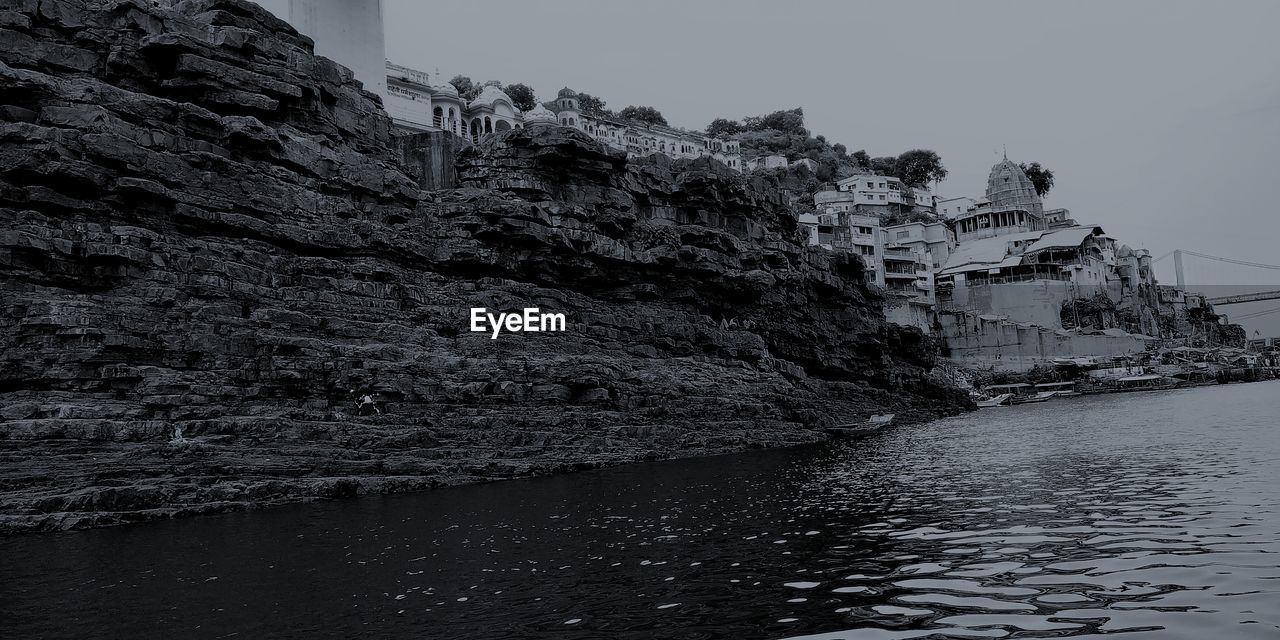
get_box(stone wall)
[944,280,1130,330]
[397,130,462,191]
[0,0,967,533]
[939,312,1153,372]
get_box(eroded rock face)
[0,0,968,533]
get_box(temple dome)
[556,87,577,99]
[432,81,459,98]
[523,103,557,124]
[986,157,1043,215]
[468,85,512,109]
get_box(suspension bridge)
[1153,250,1280,324]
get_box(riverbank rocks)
[0,0,969,534]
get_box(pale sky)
[384,0,1280,333]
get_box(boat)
[1034,382,1081,398]
[975,393,1013,408]
[1010,391,1055,404]
[1105,374,1182,393]
[825,414,895,438]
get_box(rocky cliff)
[0,0,968,534]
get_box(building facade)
[800,211,943,331]
[936,196,976,219]
[384,66,742,170]
[951,157,1047,242]
[813,174,934,217]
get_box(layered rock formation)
[0,0,968,534]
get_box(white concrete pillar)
[254,0,387,100]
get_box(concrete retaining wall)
[939,311,1151,372]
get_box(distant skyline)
[384,0,1280,334]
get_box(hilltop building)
[950,157,1047,242]
[813,174,935,217]
[936,196,976,219]
[384,65,743,170]
[802,153,1177,353]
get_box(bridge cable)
[1234,305,1280,320]
[1180,250,1280,271]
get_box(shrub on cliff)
[575,91,611,115]
[505,83,538,112]
[449,76,539,112]
[710,108,860,182]
[708,110,949,190]
[618,105,668,127]
[1019,162,1055,197]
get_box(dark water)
[4,382,1279,639]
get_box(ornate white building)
[950,157,1047,242]
[813,174,935,216]
[384,63,742,170]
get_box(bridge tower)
[1174,249,1185,289]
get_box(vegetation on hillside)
[704,108,947,188]
[504,83,537,112]
[447,76,537,111]
[439,80,949,197]
[617,105,668,126]
[575,92,610,115]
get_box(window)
[897,231,910,240]
[880,195,886,201]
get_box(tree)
[706,118,743,138]
[744,108,806,135]
[816,155,840,182]
[448,75,482,101]
[1019,162,1055,197]
[894,149,948,187]
[869,156,897,175]
[575,92,610,115]
[851,149,870,168]
[618,105,668,126]
[832,143,847,156]
[505,83,537,112]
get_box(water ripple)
[2,383,1279,639]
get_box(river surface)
[3,381,1279,639]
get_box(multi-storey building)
[800,211,944,330]
[813,174,934,217]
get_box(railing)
[963,272,1072,285]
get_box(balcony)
[883,267,919,279]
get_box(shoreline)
[10,378,1274,536]
[0,405,961,537]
